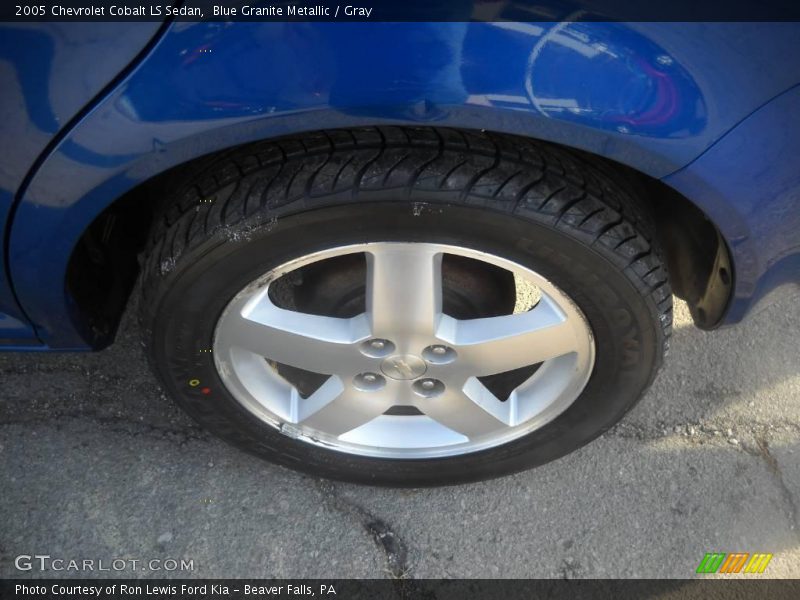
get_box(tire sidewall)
[147,199,661,486]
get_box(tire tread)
[140,126,671,374]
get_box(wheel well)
[64,127,733,348]
[637,175,733,330]
[568,148,733,330]
[64,183,155,348]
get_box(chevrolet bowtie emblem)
[381,354,427,380]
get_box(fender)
[0,21,166,345]
[664,83,800,325]
[7,21,800,348]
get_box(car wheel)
[139,127,672,486]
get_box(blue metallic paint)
[0,22,164,343]
[1,21,800,349]
[663,83,800,324]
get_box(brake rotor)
[290,252,517,319]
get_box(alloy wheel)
[213,242,595,458]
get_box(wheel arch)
[23,126,729,350]
[17,20,799,348]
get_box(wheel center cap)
[380,354,427,380]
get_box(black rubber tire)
[139,127,672,487]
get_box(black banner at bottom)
[3,579,800,600]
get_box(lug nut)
[354,372,386,392]
[422,344,457,364]
[412,377,445,398]
[360,338,395,358]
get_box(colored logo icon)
[696,552,773,574]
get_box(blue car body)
[1,20,799,350]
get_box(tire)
[139,127,672,486]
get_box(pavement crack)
[607,420,800,443]
[0,411,210,447]
[744,437,800,539]
[315,480,410,579]
[559,557,582,580]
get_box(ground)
[1,295,798,579]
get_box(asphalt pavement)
[1,294,799,579]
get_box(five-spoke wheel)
[213,243,595,458]
[141,127,670,485]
